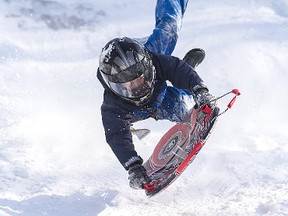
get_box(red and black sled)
[143,89,241,197]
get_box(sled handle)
[228,89,241,108]
[227,96,237,108]
[231,88,241,96]
[214,88,241,117]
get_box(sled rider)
[97,0,215,189]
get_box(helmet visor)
[108,58,146,83]
[108,73,153,99]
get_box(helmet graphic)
[99,37,155,106]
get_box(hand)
[128,164,150,189]
[194,90,216,108]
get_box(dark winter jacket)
[97,51,203,170]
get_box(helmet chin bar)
[121,86,154,106]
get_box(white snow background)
[1,0,288,215]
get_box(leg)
[155,87,194,123]
[144,0,189,55]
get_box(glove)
[192,84,216,108]
[194,89,216,108]
[128,164,150,189]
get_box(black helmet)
[99,37,155,106]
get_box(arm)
[101,91,142,170]
[152,52,204,91]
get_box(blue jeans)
[144,0,189,55]
[141,0,194,123]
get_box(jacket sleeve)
[151,53,204,91]
[101,90,141,170]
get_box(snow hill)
[1,0,288,215]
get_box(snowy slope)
[1,0,288,215]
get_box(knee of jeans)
[157,16,181,36]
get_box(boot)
[183,48,205,69]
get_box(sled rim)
[143,106,220,197]
[144,123,192,174]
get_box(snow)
[1,0,288,215]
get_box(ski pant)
[144,0,189,55]
[141,0,194,123]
